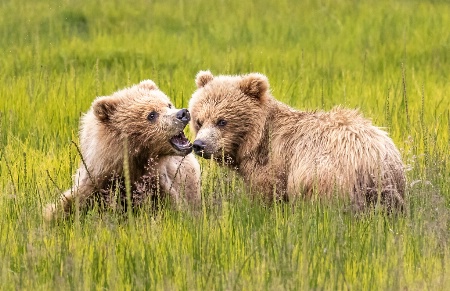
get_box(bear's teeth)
[170,132,192,150]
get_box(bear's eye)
[217,119,227,127]
[147,111,158,122]
[196,120,203,128]
[168,103,173,109]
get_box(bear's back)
[282,107,405,207]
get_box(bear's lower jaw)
[169,132,193,155]
[193,150,212,159]
[194,151,233,164]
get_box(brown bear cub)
[189,71,406,211]
[44,80,200,220]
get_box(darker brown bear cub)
[189,71,406,211]
[44,80,200,220]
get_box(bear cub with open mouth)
[44,80,200,220]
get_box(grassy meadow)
[1,0,449,289]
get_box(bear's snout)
[192,140,207,156]
[176,109,191,124]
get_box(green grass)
[1,0,449,289]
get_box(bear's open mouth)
[169,132,192,154]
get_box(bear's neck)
[235,102,276,169]
[120,151,161,181]
[234,100,302,180]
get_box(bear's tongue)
[170,132,192,153]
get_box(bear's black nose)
[192,140,206,153]
[176,109,190,124]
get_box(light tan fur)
[44,80,200,221]
[189,71,406,210]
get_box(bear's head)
[188,71,270,163]
[87,80,192,159]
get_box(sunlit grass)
[1,0,449,289]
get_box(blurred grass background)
[0,0,449,289]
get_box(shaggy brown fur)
[189,71,406,210]
[44,80,200,220]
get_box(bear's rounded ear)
[239,73,269,100]
[195,70,214,88]
[93,96,120,122]
[139,80,159,91]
